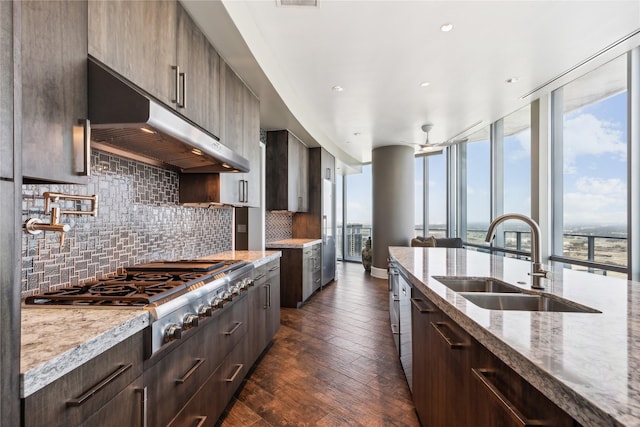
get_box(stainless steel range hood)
[88,58,249,173]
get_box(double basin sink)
[433,276,600,313]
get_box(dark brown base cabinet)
[411,288,580,427]
[280,243,321,308]
[22,331,145,427]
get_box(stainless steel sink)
[459,293,600,313]
[433,276,523,293]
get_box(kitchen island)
[389,246,640,426]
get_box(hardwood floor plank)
[218,262,420,426]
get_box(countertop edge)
[266,238,322,249]
[20,311,149,398]
[390,250,618,427]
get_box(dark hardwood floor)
[218,261,420,426]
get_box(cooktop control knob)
[222,291,233,301]
[164,324,182,342]
[239,278,252,290]
[183,314,199,329]
[198,305,212,318]
[210,297,224,308]
[230,285,240,295]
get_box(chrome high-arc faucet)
[485,213,549,289]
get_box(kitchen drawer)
[23,331,143,427]
[144,327,211,427]
[78,376,145,427]
[203,292,248,368]
[168,338,249,427]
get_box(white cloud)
[563,113,625,174]
[564,177,626,225]
[506,129,531,162]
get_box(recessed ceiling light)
[505,77,520,84]
[332,85,344,92]
[440,23,453,32]
[419,81,430,87]
[353,132,361,136]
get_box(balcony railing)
[337,225,628,276]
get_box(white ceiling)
[182,0,640,168]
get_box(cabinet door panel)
[21,0,88,184]
[242,87,261,207]
[176,4,221,137]
[88,0,177,107]
[0,0,14,180]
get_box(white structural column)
[532,96,553,263]
[371,145,415,279]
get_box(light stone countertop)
[389,246,640,427]
[20,308,149,398]
[265,238,322,249]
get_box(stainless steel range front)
[25,259,255,356]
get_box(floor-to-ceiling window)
[463,128,491,247]
[343,164,372,261]
[415,157,424,237]
[427,151,447,237]
[552,54,628,275]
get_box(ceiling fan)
[417,124,468,152]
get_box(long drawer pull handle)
[255,273,266,281]
[224,321,243,336]
[472,368,545,426]
[268,265,280,272]
[264,283,271,309]
[194,416,207,427]
[226,364,244,382]
[430,321,465,349]
[175,358,205,384]
[411,298,436,313]
[135,387,148,427]
[66,363,132,407]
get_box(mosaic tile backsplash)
[265,211,293,242]
[21,151,233,297]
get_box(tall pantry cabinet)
[1,0,22,424]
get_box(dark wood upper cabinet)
[218,64,261,207]
[88,0,177,108]
[176,5,221,137]
[89,1,223,139]
[266,130,309,212]
[21,0,89,184]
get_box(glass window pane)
[560,55,627,269]
[415,157,424,237]
[336,174,343,260]
[344,164,372,261]
[428,152,447,238]
[503,105,532,254]
[465,129,491,245]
